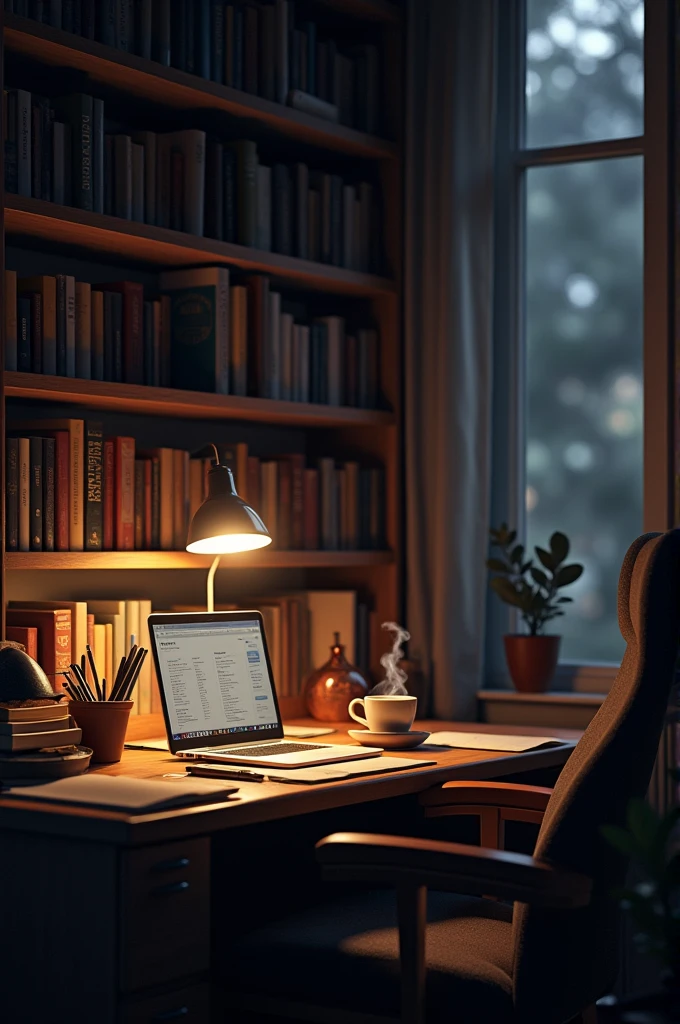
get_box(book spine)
[17,296,31,373]
[170,147,184,231]
[85,421,103,551]
[4,270,17,372]
[5,90,18,197]
[103,438,114,550]
[223,147,236,243]
[290,454,305,549]
[18,437,30,552]
[55,275,67,376]
[143,300,154,386]
[115,436,135,550]
[205,141,224,241]
[121,284,144,385]
[230,284,247,397]
[134,460,144,549]
[54,431,69,551]
[71,94,94,211]
[91,290,104,381]
[75,280,91,379]
[114,134,133,220]
[247,455,261,516]
[182,130,206,237]
[278,459,292,549]
[81,0,95,38]
[53,610,72,690]
[5,438,18,552]
[273,163,291,256]
[29,98,41,201]
[104,133,113,215]
[185,0,195,74]
[52,120,65,206]
[235,140,258,247]
[131,141,145,222]
[196,0,210,79]
[151,457,160,549]
[65,275,76,377]
[295,163,309,260]
[244,4,259,95]
[275,0,289,105]
[143,459,153,549]
[303,468,319,550]
[92,97,104,214]
[233,4,243,90]
[210,0,224,84]
[5,627,38,661]
[112,291,123,383]
[16,89,31,199]
[152,0,171,65]
[43,437,55,552]
[69,419,85,551]
[29,291,42,374]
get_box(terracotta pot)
[503,635,561,693]
[69,701,134,763]
[304,633,369,722]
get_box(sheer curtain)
[404,0,497,719]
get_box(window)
[521,0,644,664]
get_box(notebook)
[1,774,239,812]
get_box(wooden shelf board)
[5,16,397,161]
[4,372,395,427]
[5,196,395,296]
[6,550,395,570]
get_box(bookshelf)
[0,1,404,723]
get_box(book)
[0,722,81,752]
[5,608,72,689]
[29,436,42,551]
[75,280,91,379]
[55,93,93,211]
[114,134,132,221]
[10,600,88,673]
[0,702,69,722]
[103,438,115,550]
[114,436,135,550]
[246,275,269,397]
[5,269,17,371]
[6,438,18,552]
[17,295,31,373]
[164,129,206,236]
[0,715,72,736]
[18,275,56,375]
[103,281,144,385]
[160,267,230,394]
[231,140,257,247]
[5,626,38,661]
[43,437,55,552]
[230,284,248,396]
[91,289,104,380]
[16,88,31,198]
[18,437,30,552]
[85,421,103,550]
[13,419,84,550]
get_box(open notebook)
[427,732,575,752]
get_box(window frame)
[487,0,673,690]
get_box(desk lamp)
[186,445,271,611]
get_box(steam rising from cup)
[370,622,410,695]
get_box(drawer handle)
[153,880,190,896]
[152,857,191,873]
[153,1008,189,1021]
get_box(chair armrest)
[420,782,553,848]
[316,832,591,909]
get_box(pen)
[186,766,265,782]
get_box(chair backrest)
[511,530,680,1024]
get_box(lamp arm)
[207,555,221,613]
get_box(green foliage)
[486,523,584,636]
[601,795,680,985]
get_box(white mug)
[348,694,417,733]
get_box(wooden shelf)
[6,550,395,571]
[4,372,396,427]
[5,196,395,296]
[4,15,397,161]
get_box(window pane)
[525,157,642,663]
[525,0,643,149]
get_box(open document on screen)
[152,620,280,742]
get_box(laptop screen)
[151,616,282,746]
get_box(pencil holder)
[69,700,134,763]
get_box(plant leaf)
[601,824,639,857]
[490,577,524,608]
[536,546,556,572]
[550,531,569,564]
[521,560,533,573]
[509,544,524,567]
[506,530,517,547]
[557,596,573,603]
[486,558,510,573]
[554,564,584,588]
[530,567,549,588]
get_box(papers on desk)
[427,731,573,752]
[1,774,238,812]
[188,755,436,785]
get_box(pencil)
[86,644,102,701]
[121,649,148,701]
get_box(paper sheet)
[427,731,573,752]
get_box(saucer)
[348,729,430,750]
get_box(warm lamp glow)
[186,534,272,555]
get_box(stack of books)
[3,89,384,271]
[0,701,82,753]
[4,267,382,409]
[7,598,156,714]
[6,424,386,554]
[8,1,383,136]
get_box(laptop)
[148,611,383,768]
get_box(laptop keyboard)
[218,742,329,757]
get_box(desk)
[0,720,579,1023]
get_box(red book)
[286,454,305,549]
[53,430,69,551]
[278,460,292,550]
[103,282,144,384]
[134,460,144,549]
[103,439,114,550]
[143,459,153,550]
[114,436,135,550]
[247,456,261,516]
[5,608,71,690]
[303,468,319,550]
[5,626,38,661]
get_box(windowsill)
[485,662,618,695]
[478,689,607,704]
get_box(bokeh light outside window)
[524,0,643,663]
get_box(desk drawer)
[120,982,211,1023]
[120,839,210,993]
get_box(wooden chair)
[223,531,680,1024]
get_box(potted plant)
[599,771,680,1022]
[486,524,583,692]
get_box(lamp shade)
[186,465,271,555]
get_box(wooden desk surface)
[0,719,580,848]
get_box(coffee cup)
[348,694,417,733]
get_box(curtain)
[405,0,497,720]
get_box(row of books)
[4,89,383,272]
[5,423,386,553]
[0,700,82,753]
[4,587,370,705]
[4,267,382,409]
[171,589,370,696]
[5,597,156,713]
[6,1,383,135]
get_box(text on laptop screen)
[152,620,279,742]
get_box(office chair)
[225,530,680,1024]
